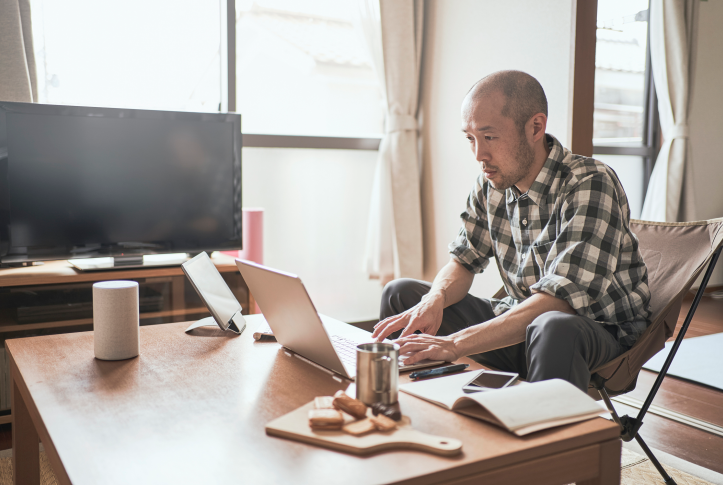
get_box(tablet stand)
[185,311,246,334]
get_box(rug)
[642,332,723,391]
[0,451,58,485]
[0,448,714,484]
[619,448,714,485]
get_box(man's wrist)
[450,333,468,361]
[449,319,489,360]
[422,289,447,309]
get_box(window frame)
[221,0,382,151]
[591,5,660,196]
[224,0,659,161]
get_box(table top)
[7,316,619,485]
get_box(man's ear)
[529,113,547,142]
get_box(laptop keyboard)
[330,335,408,368]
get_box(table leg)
[578,439,621,485]
[12,362,39,485]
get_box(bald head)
[467,70,548,133]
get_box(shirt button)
[522,218,528,226]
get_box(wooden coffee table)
[8,316,621,484]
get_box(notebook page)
[399,372,474,409]
[465,379,602,432]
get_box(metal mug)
[355,342,399,405]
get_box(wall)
[242,147,383,322]
[419,0,577,297]
[689,0,723,285]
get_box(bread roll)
[332,390,367,419]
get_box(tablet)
[462,370,518,393]
[181,252,245,334]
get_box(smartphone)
[462,370,518,393]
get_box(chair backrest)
[589,217,723,396]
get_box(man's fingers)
[394,334,421,345]
[403,348,438,365]
[371,314,404,339]
[373,315,395,330]
[398,317,428,339]
[372,315,397,332]
[373,318,409,342]
[398,342,430,354]
[373,319,404,340]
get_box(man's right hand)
[372,292,445,342]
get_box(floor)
[0,289,721,476]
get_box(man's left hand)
[396,334,459,365]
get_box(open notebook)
[400,372,606,436]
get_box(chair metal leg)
[607,247,723,441]
[636,247,722,426]
[591,247,722,485]
[596,385,624,431]
[597,387,678,484]
[635,433,677,484]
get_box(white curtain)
[0,0,36,102]
[358,0,424,284]
[641,0,699,222]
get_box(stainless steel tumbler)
[355,342,399,405]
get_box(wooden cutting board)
[265,401,463,456]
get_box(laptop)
[235,259,443,380]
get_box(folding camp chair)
[587,217,723,484]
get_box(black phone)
[462,370,518,393]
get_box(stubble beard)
[487,132,536,191]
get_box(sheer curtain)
[0,0,36,102]
[358,0,424,284]
[641,0,699,222]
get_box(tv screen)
[0,102,242,264]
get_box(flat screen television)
[0,102,242,270]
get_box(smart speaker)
[93,281,140,360]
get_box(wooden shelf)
[0,307,210,333]
[0,254,240,288]
[0,415,11,426]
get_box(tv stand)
[111,255,144,266]
[0,261,44,269]
[69,253,190,272]
[0,253,255,425]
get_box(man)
[372,70,651,392]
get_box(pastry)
[332,390,367,419]
[314,396,335,409]
[340,411,357,425]
[310,424,344,431]
[369,414,397,432]
[342,418,377,436]
[308,409,344,430]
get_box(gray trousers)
[380,278,625,392]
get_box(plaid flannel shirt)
[449,134,651,348]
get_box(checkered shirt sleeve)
[449,175,495,274]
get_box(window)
[31,0,222,112]
[593,0,659,219]
[26,0,385,321]
[235,0,384,137]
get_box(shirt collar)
[506,134,564,206]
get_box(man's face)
[461,94,535,191]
